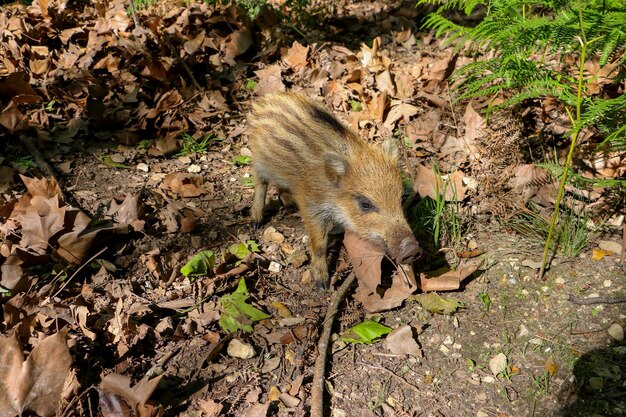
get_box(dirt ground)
[1,0,625,416]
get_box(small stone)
[489,352,508,375]
[608,323,624,341]
[453,316,459,328]
[227,339,255,359]
[268,261,281,273]
[136,163,149,172]
[555,277,565,285]
[475,392,487,402]
[521,259,542,269]
[603,280,612,288]
[477,411,488,417]
[331,409,347,417]
[187,164,202,173]
[178,156,192,164]
[240,147,253,157]
[482,376,495,383]
[468,240,478,250]
[517,324,530,338]
[263,226,285,244]
[443,335,454,346]
[599,240,622,254]
[439,345,450,354]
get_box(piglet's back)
[247,92,359,190]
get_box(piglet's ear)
[382,138,400,161]
[324,153,348,184]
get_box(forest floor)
[0,0,625,416]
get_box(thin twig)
[310,272,356,417]
[567,293,626,305]
[358,362,421,394]
[51,247,107,299]
[162,32,202,91]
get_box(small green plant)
[367,379,391,412]
[409,167,466,250]
[176,132,219,157]
[218,278,270,332]
[127,0,155,14]
[241,176,255,187]
[349,98,363,112]
[181,250,215,278]
[508,204,592,257]
[228,240,260,265]
[478,291,491,312]
[244,79,258,90]
[531,371,552,396]
[231,155,252,166]
[15,156,37,170]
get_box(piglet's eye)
[356,195,378,213]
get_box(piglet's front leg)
[300,211,331,290]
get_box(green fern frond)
[579,94,626,130]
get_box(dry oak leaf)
[282,41,309,71]
[161,172,207,197]
[222,28,253,65]
[0,332,72,417]
[462,102,485,157]
[100,373,164,417]
[344,230,417,313]
[419,259,483,292]
[384,102,419,128]
[412,165,468,202]
[254,64,286,95]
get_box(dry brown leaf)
[100,373,164,417]
[0,332,72,417]
[20,175,62,199]
[183,31,206,55]
[395,71,415,99]
[384,102,419,128]
[197,399,223,417]
[406,109,440,146]
[223,29,253,65]
[375,70,395,96]
[161,172,207,197]
[15,195,67,255]
[359,36,382,70]
[0,253,26,292]
[254,65,285,95]
[419,260,483,291]
[282,41,309,71]
[366,91,388,121]
[107,193,145,232]
[242,402,270,417]
[463,102,485,153]
[412,165,467,201]
[344,230,417,313]
[0,101,27,132]
[384,325,422,357]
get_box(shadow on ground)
[559,339,626,416]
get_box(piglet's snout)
[396,237,421,264]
